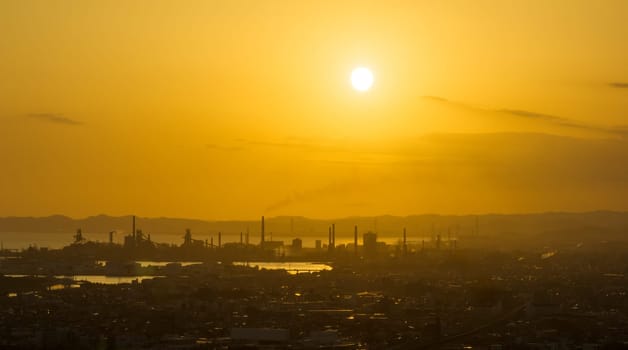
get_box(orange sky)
[1,0,627,219]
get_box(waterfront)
[233,261,332,274]
[6,274,161,285]
[0,231,427,250]
[96,260,204,268]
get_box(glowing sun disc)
[351,67,374,91]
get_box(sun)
[351,67,374,92]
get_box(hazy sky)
[1,0,627,219]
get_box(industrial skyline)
[1,1,627,348]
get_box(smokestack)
[109,231,114,244]
[403,227,407,257]
[448,228,451,250]
[332,224,335,247]
[328,226,332,252]
[240,232,243,245]
[218,232,222,248]
[210,236,214,248]
[246,227,250,246]
[132,215,136,242]
[261,216,265,246]
[354,225,358,256]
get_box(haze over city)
[1,1,628,349]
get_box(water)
[233,261,332,274]
[48,283,80,290]
[96,260,203,267]
[4,261,331,291]
[6,275,160,284]
[0,232,74,250]
[136,261,202,267]
[66,275,160,284]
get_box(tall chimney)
[354,225,358,256]
[218,232,222,248]
[448,228,451,245]
[132,215,136,241]
[240,232,243,245]
[328,226,332,252]
[332,224,336,248]
[261,216,265,246]
[403,227,407,257]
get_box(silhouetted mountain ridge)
[1,212,627,242]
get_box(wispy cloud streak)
[205,143,244,152]
[26,113,82,126]
[609,82,628,88]
[423,96,626,137]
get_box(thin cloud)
[422,95,449,102]
[423,96,626,137]
[609,82,628,88]
[26,113,82,126]
[205,143,244,152]
[612,126,628,138]
[498,109,591,130]
[422,95,475,111]
[241,138,328,152]
[498,109,568,122]
[238,138,404,157]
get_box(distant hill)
[1,212,627,243]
